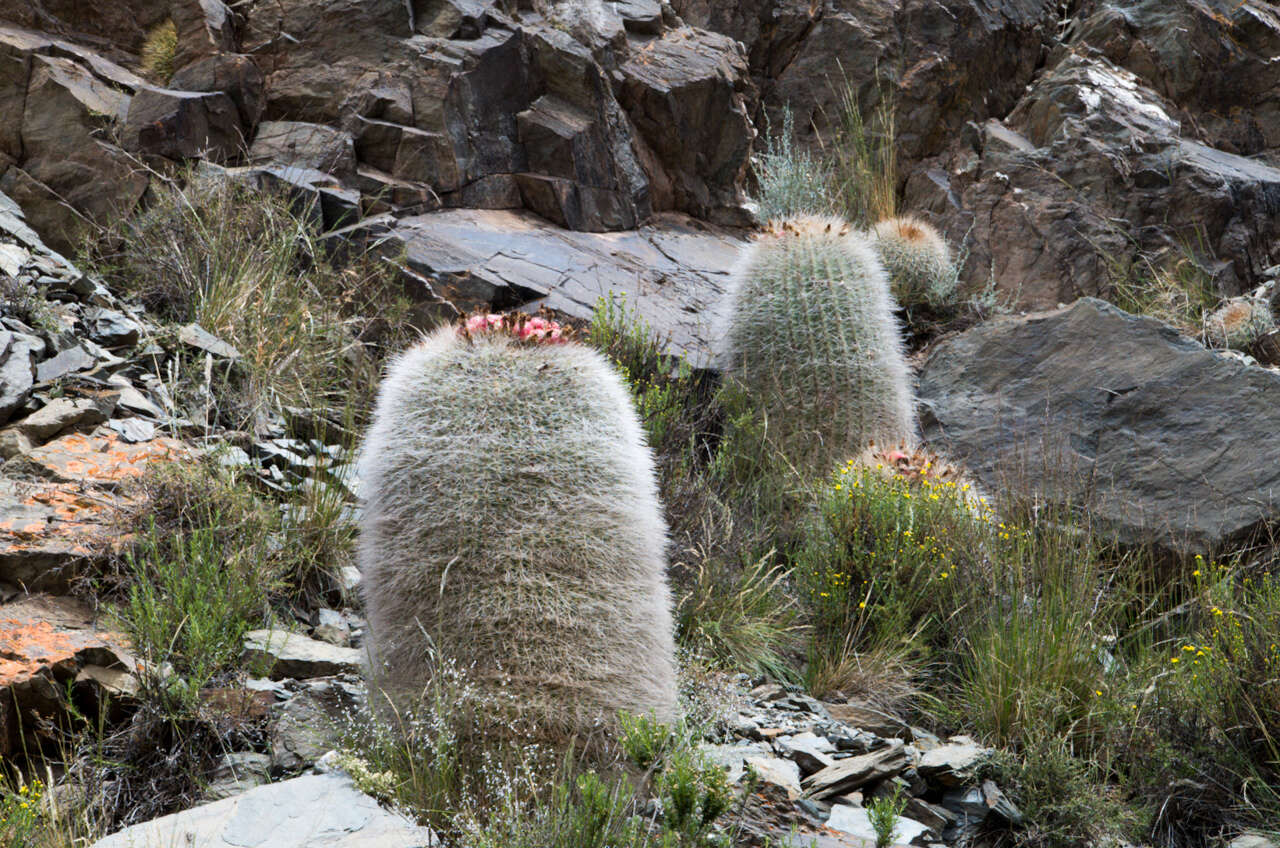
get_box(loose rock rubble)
[701,679,1019,846]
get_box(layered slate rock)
[242,629,363,680]
[918,298,1280,552]
[89,772,438,848]
[381,208,745,366]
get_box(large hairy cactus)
[718,215,917,474]
[358,321,677,740]
[870,215,958,310]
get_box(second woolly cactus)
[870,215,959,310]
[357,315,678,743]
[717,215,918,475]
[1205,296,1276,351]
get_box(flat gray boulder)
[386,208,744,367]
[918,298,1280,551]
[90,772,436,847]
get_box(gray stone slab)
[390,208,746,367]
[90,772,437,847]
[242,629,363,680]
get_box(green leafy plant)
[796,459,984,684]
[113,520,274,712]
[619,711,677,771]
[866,784,907,848]
[656,749,734,847]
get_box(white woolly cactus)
[357,314,678,742]
[869,215,959,310]
[717,215,918,474]
[1204,296,1276,351]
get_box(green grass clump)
[675,551,799,683]
[823,74,897,226]
[984,739,1137,848]
[752,106,835,223]
[1108,246,1218,335]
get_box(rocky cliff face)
[679,0,1280,310]
[3,1,1277,317]
[0,0,758,252]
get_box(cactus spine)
[870,215,958,310]
[718,215,917,474]
[357,325,678,740]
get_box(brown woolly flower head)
[760,214,851,240]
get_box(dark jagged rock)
[0,594,134,757]
[249,122,358,179]
[618,27,755,225]
[171,0,238,70]
[122,87,245,162]
[907,54,1280,309]
[1071,0,1280,158]
[0,27,148,253]
[169,54,266,131]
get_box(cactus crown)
[870,215,959,310]
[358,326,677,742]
[717,214,918,476]
[1205,297,1275,351]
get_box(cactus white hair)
[717,214,918,473]
[870,215,959,310]
[357,326,678,740]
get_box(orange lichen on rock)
[0,596,133,687]
[22,432,191,484]
[0,616,79,685]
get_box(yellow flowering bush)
[0,777,45,847]
[796,456,997,665]
[1133,558,1280,828]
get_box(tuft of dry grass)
[821,69,897,226]
[139,20,178,85]
[86,168,419,435]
